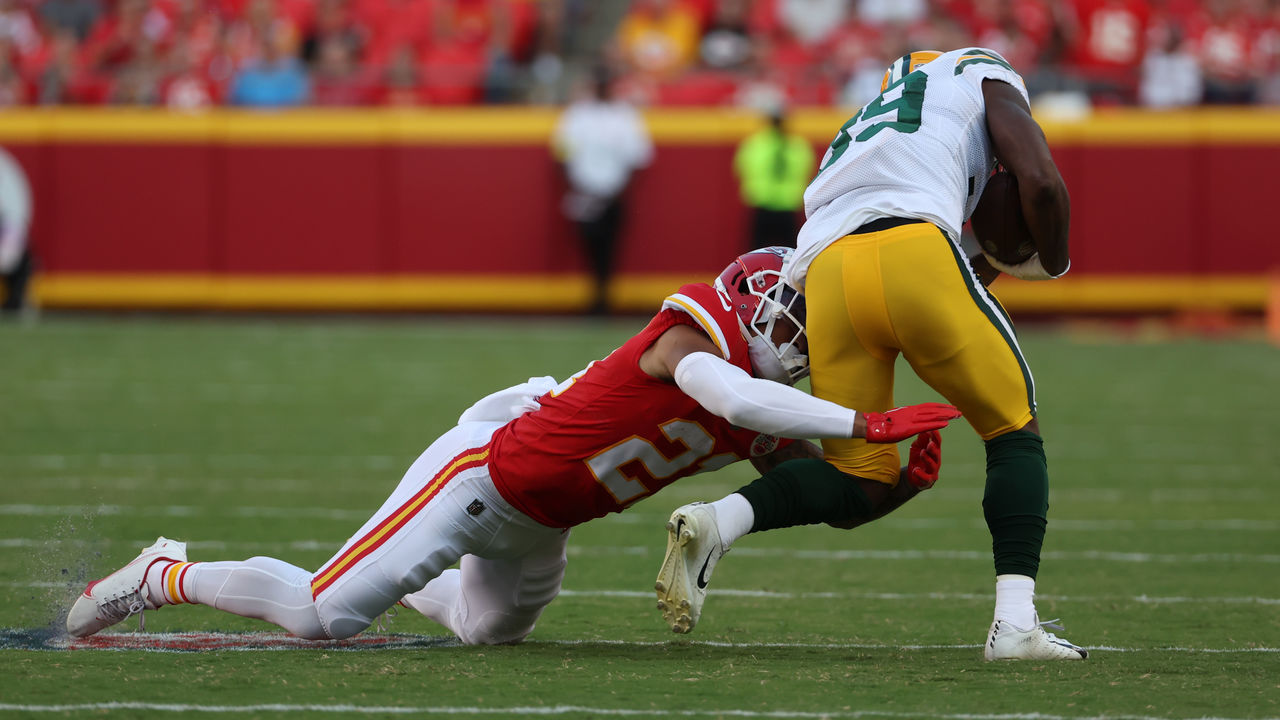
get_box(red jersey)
[1067,0,1150,74]
[489,283,792,529]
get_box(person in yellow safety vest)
[733,108,815,251]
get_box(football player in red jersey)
[65,247,960,645]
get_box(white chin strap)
[747,336,807,386]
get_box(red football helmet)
[713,246,808,384]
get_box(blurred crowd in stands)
[0,0,1276,110]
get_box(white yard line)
[2,537,1278,564]
[0,702,1272,719]
[5,580,1277,606]
[5,505,1277,532]
[542,638,1279,654]
[2,630,1275,656]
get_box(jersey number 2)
[586,420,737,505]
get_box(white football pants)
[186,421,568,643]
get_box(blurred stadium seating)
[1,0,1278,318]
[0,0,1277,109]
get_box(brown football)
[970,171,1036,265]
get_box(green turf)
[1,315,1277,719]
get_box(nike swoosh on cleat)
[696,553,713,589]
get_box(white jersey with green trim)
[786,48,1029,291]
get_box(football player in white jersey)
[657,49,1085,661]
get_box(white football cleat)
[654,503,726,634]
[984,617,1088,661]
[66,536,187,638]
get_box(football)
[970,171,1037,265]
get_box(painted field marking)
[0,702,1269,720]
[558,589,1280,605]
[18,503,1279,532]
[3,473,1273,502]
[549,638,1280,654]
[6,581,1277,606]
[2,630,1276,656]
[3,537,1279,564]
[0,504,372,521]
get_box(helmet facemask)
[744,279,808,385]
[715,247,809,385]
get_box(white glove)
[457,376,558,425]
[983,251,1069,281]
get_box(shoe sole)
[654,515,697,634]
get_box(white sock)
[708,493,754,547]
[185,557,329,639]
[993,574,1037,629]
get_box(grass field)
[0,314,1277,720]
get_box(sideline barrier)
[1,107,1275,313]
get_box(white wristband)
[983,252,1069,281]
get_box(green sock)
[737,458,873,532]
[983,429,1049,579]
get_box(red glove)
[906,430,942,489]
[862,402,961,443]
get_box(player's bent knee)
[322,616,370,641]
[314,594,379,640]
[457,611,536,646]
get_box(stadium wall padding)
[2,108,1276,312]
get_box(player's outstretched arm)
[983,79,1070,277]
[641,324,961,441]
[676,350,959,441]
[827,430,943,530]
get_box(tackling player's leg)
[66,423,521,641]
[66,539,330,639]
[401,528,569,645]
[655,452,934,635]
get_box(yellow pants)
[806,222,1036,485]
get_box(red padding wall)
[6,110,1278,280]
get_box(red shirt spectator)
[163,40,218,109]
[0,0,43,76]
[356,0,436,68]
[35,28,89,104]
[162,0,224,69]
[311,36,373,105]
[1186,0,1261,103]
[107,37,164,105]
[376,41,425,105]
[433,0,506,51]
[1063,0,1151,99]
[81,0,172,72]
[216,0,313,29]
[223,0,300,71]
[419,36,485,104]
[0,36,27,106]
[963,0,1053,71]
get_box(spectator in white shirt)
[0,146,33,313]
[552,68,653,315]
[1139,23,1202,108]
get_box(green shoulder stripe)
[954,49,1014,75]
